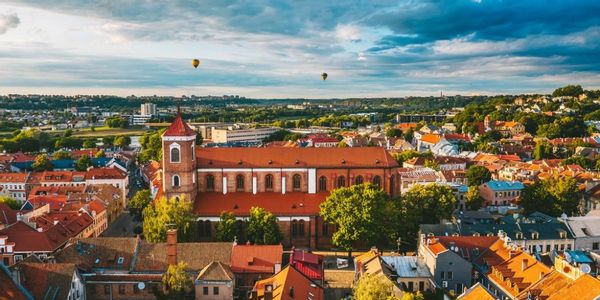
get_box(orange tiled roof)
[252,265,323,300]
[0,267,29,300]
[458,282,496,300]
[546,274,600,300]
[231,244,283,274]
[488,251,551,298]
[0,221,70,252]
[0,172,28,183]
[85,167,127,180]
[195,147,398,168]
[420,133,441,144]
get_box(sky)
[0,0,599,98]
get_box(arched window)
[236,174,245,191]
[319,176,327,191]
[299,220,305,236]
[372,175,381,188]
[355,175,364,185]
[265,174,274,191]
[337,176,346,188]
[198,220,211,237]
[292,174,301,191]
[191,144,195,161]
[322,222,330,236]
[172,175,180,187]
[389,175,395,195]
[170,147,180,163]
[292,220,298,236]
[206,174,215,191]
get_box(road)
[101,211,141,237]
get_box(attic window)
[238,160,243,165]
[208,160,213,165]
[289,287,295,298]
[268,160,273,164]
[233,204,239,209]
[531,232,539,239]
[295,160,300,165]
[375,159,380,164]
[117,257,124,264]
[341,159,346,164]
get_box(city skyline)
[0,0,599,98]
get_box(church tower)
[162,109,198,202]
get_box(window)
[419,281,425,292]
[206,175,215,191]
[236,174,245,191]
[337,176,346,188]
[292,174,301,191]
[170,147,180,163]
[319,176,327,191]
[213,287,219,295]
[440,271,445,279]
[456,283,463,294]
[372,176,381,188]
[133,284,140,294]
[447,271,453,280]
[292,220,298,236]
[203,287,209,295]
[191,144,195,161]
[593,242,599,250]
[265,174,274,191]
[322,222,329,236]
[408,281,414,291]
[389,175,395,195]
[299,220,305,236]
[104,284,110,295]
[119,285,125,294]
[355,175,364,185]
[172,175,180,187]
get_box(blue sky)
[0,0,599,98]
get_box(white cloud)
[0,13,19,34]
[335,24,362,42]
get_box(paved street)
[101,211,140,237]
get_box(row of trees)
[0,128,132,153]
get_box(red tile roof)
[0,203,18,226]
[196,147,398,168]
[0,221,70,252]
[85,167,127,180]
[0,173,28,183]
[0,267,29,300]
[163,113,197,136]
[193,192,326,216]
[231,244,283,274]
[19,263,77,300]
[28,195,68,210]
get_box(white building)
[565,216,600,254]
[140,102,157,116]
[211,127,278,143]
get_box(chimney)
[250,290,258,300]
[522,259,528,271]
[264,284,273,300]
[509,251,515,259]
[167,229,177,265]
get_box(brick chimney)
[167,229,177,265]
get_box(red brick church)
[161,113,400,249]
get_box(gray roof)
[381,256,431,278]
[419,221,574,240]
[566,216,600,238]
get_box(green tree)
[552,84,584,97]
[52,150,72,160]
[424,159,439,171]
[102,136,115,147]
[138,129,164,163]
[403,127,414,142]
[143,196,194,242]
[353,274,400,300]
[401,184,456,248]
[401,292,425,300]
[114,136,131,148]
[0,196,21,210]
[337,141,348,148]
[320,184,394,251]
[32,154,53,171]
[161,261,193,299]
[521,176,581,216]
[129,189,152,215]
[215,211,240,242]
[533,141,554,160]
[83,139,96,148]
[385,128,403,138]
[466,165,492,186]
[95,150,106,158]
[75,155,92,171]
[465,186,483,210]
[195,131,203,145]
[106,116,129,128]
[247,207,282,245]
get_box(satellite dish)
[561,213,568,220]
[535,245,541,253]
[580,264,591,274]
[565,252,572,263]
[138,282,145,290]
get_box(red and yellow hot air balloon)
[192,59,200,69]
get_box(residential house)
[11,262,85,300]
[381,255,435,294]
[230,244,283,294]
[397,168,440,194]
[289,249,324,284]
[353,250,403,298]
[195,261,235,300]
[0,221,71,265]
[479,180,524,207]
[564,215,600,254]
[457,282,496,300]
[250,265,324,300]
[0,173,28,202]
[0,263,32,300]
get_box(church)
[161,113,401,248]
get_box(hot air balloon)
[192,59,200,69]
[321,72,328,80]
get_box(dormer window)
[516,232,523,239]
[559,231,567,239]
[531,232,539,239]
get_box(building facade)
[161,113,401,248]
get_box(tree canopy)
[75,155,92,171]
[143,196,194,242]
[352,274,402,300]
[0,196,21,210]
[247,207,283,245]
[129,189,152,215]
[32,154,53,171]
[320,183,397,251]
[215,211,241,242]
[521,176,581,216]
[465,165,492,186]
[161,261,193,299]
